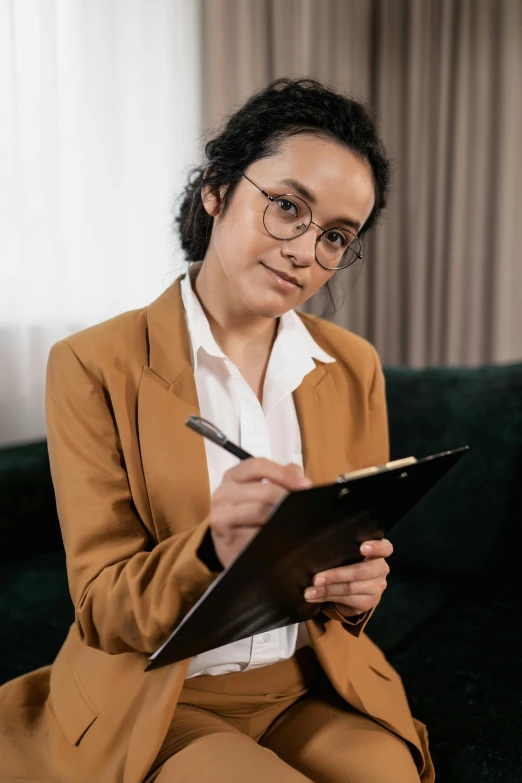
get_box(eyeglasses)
[240,172,363,271]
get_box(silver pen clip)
[185,415,228,447]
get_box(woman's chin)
[244,291,296,320]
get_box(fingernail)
[314,576,326,586]
[361,544,372,554]
[304,588,318,599]
[301,477,312,488]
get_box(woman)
[0,78,434,783]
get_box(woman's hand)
[210,458,312,569]
[304,539,393,617]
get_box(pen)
[186,415,253,461]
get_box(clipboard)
[146,446,468,670]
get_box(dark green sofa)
[1,363,521,782]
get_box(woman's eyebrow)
[278,177,316,203]
[277,177,361,232]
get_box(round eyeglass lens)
[263,195,312,240]
[316,230,362,270]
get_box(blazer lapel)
[137,276,210,542]
[294,361,354,486]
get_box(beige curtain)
[201,0,522,366]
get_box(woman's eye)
[276,198,299,217]
[325,230,347,247]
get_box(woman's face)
[202,133,376,319]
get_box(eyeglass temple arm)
[238,170,273,201]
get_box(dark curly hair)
[175,77,390,267]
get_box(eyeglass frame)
[238,171,363,271]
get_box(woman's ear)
[201,171,226,218]
[201,182,221,217]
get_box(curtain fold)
[201,0,522,366]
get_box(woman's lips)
[260,263,301,291]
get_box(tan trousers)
[144,647,421,783]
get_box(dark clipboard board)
[146,446,468,670]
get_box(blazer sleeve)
[46,339,219,656]
[321,343,390,636]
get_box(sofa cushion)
[0,550,73,684]
[383,363,522,575]
[0,441,62,565]
[388,585,522,783]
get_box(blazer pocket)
[360,633,401,683]
[49,646,99,745]
[367,662,393,682]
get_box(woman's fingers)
[210,457,312,568]
[312,556,390,587]
[212,500,285,530]
[304,578,387,601]
[359,538,394,558]
[305,542,393,608]
[223,458,312,491]
[213,479,288,508]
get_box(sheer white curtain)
[0,0,201,446]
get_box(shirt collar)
[180,267,227,370]
[279,307,336,365]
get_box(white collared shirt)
[180,269,335,678]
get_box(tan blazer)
[0,276,434,783]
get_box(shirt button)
[263,633,271,643]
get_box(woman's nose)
[280,226,318,266]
